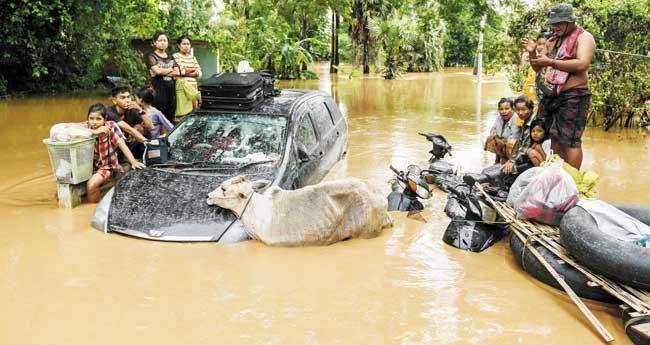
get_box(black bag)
[201,89,264,110]
[143,138,169,166]
[201,72,264,98]
[200,72,278,110]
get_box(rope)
[450,219,512,225]
[596,48,650,59]
[520,228,560,271]
[215,192,255,242]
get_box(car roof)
[189,89,323,118]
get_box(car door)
[289,111,323,188]
[323,96,348,157]
[308,97,339,174]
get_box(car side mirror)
[297,144,310,163]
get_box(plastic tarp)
[578,199,650,242]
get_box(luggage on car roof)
[200,72,278,110]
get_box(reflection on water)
[1,68,646,344]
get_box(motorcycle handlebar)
[389,165,401,175]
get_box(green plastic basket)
[43,137,96,184]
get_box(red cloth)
[93,121,125,176]
[546,26,585,95]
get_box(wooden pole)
[475,14,487,83]
[474,184,614,342]
[510,229,615,342]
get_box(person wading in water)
[521,3,596,170]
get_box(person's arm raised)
[521,38,541,71]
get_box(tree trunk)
[330,10,336,73]
[301,16,308,72]
[334,12,340,70]
[363,21,370,74]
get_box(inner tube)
[560,203,650,290]
[622,306,650,345]
[509,234,620,304]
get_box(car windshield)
[167,114,287,165]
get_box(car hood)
[98,166,276,242]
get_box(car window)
[295,115,318,153]
[310,100,334,134]
[167,114,287,165]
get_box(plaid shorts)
[95,166,114,179]
[539,88,591,148]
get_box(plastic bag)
[507,167,543,206]
[514,160,579,225]
[50,123,93,142]
[562,163,599,198]
[55,159,73,179]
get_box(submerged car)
[92,89,348,242]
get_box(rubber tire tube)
[622,305,650,345]
[510,233,620,304]
[560,203,650,290]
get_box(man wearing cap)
[521,3,596,170]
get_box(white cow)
[207,176,392,246]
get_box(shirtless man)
[521,3,596,169]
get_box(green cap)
[545,3,577,25]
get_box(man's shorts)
[538,88,591,148]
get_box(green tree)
[349,0,399,74]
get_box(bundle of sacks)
[507,155,599,225]
[206,176,393,246]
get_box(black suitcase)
[200,72,264,98]
[201,88,264,110]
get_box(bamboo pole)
[510,229,614,342]
[493,201,650,312]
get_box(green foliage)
[0,0,216,95]
[210,3,321,79]
[506,63,528,93]
[370,17,412,79]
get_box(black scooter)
[387,164,432,212]
[418,132,454,177]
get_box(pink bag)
[514,161,579,225]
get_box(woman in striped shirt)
[173,35,202,120]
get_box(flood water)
[1,68,649,344]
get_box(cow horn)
[251,179,271,191]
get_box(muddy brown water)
[1,69,649,344]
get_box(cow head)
[206,176,270,217]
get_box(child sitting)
[484,97,519,164]
[86,103,145,203]
[525,119,551,166]
[136,87,174,139]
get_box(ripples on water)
[0,69,646,344]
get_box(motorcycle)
[387,164,432,212]
[418,132,455,182]
[461,162,533,201]
[442,181,509,253]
